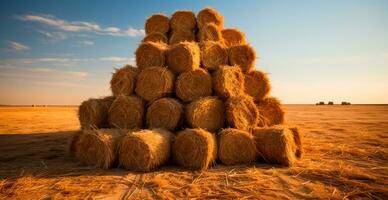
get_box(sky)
[0,0,387,105]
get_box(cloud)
[0,65,88,79]
[37,30,67,41]
[99,56,129,62]
[79,40,94,45]
[17,14,145,37]
[7,41,30,51]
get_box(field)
[0,105,387,199]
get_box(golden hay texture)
[244,70,271,101]
[198,23,223,43]
[200,41,228,71]
[256,97,285,126]
[221,28,246,47]
[169,30,196,45]
[110,65,138,96]
[145,13,170,35]
[166,42,200,74]
[135,67,175,102]
[146,98,183,131]
[218,128,257,165]
[78,97,111,129]
[226,95,259,131]
[185,96,225,132]
[252,126,297,166]
[289,126,304,159]
[197,7,224,29]
[229,44,256,73]
[170,10,197,31]
[74,129,124,169]
[118,129,174,172]
[172,128,217,170]
[142,32,168,43]
[212,65,245,98]
[68,131,81,155]
[108,95,144,129]
[175,68,212,102]
[135,42,167,70]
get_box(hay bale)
[256,97,285,126]
[146,98,183,131]
[244,70,271,101]
[200,41,228,71]
[135,67,175,101]
[169,30,196,45]
[110,65,138,96]
[289,126,303,159]
[108,95,144,129]
[229,44,256,73]
[226,95,259,131]
[74,129,124,169]
[198,23,223,43]
[218,128,257,165]
[118,129,174,172]
[142,32,168,43]
[197,7,224,29]
[185,96,225,132]
[175,68,212,102]
[170,10,197,32]
[166,42,200,74]
[212,65,245,98]
[221,28,246,47]
[145,13,169,35]
[252,126,297,166]
[135,42,167,70]
[172,128,217,170]
[78,97,111,129]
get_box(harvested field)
[0,105,387,199]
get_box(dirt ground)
[0,105,387,199]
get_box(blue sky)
[0,0,387,105]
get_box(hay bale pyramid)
[72,8,303,171]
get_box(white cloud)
[99,56,129,62]
[7,41,30,51]
[0,66,88,79]
[37,30,67,41]
[79,40,94,45]
[18,14,144,37]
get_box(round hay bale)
[169,30,196,45]
[289,126,303,159]
[110,65,138,96]
[108,95,145,129]
[229,44,256,73]
[197,7,224,29]
[170,10,197,32]
[221,28,246,47]
[78,98,111,129]
[226,94,259,131]
[175,68,212,102]
[200,41,228,71]
[212,65,245,98]
[256,97,285,126]
[135,42,167,70]
[172,128,217,170]
[142,32,168,43]
[75,129,124,169]
[146,98,183,131]
[166,42,200,74]
[252,126,297,166]
[218,128,257,165]
[185,96,225,132]
[198,23,223,43]
[145,13,170,35]
[244,70,271,101]
[135,67,175,101]
[118,129,174,172]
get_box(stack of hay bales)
[72,7,303,171]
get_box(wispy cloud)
[37,30,67,42]
[99,56,129,62]
[79,40,94,46]
[0,65,88,79]
[17,14,145,37]
[7,41,30,51]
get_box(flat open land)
[0,105,387,199]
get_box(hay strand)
[135,67,175,101]
[175,68,212,102]
[172,128,217,170]
[289,126,304,159]
[146,98,183,131]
